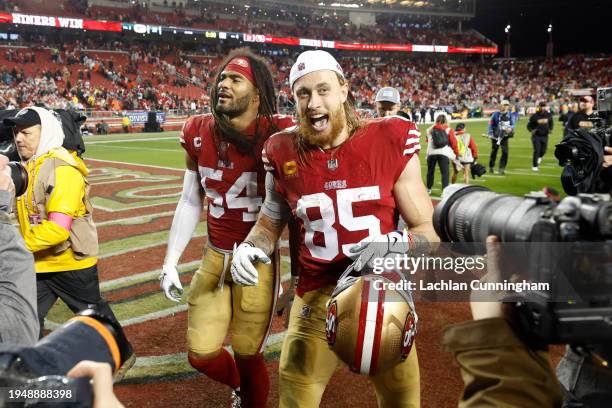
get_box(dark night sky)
[472,0,612,57]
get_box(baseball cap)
[3,108,41,127]
[579,95,594,103]
[375,87,401,104]
[500,100,510,106]
[289,50,344,90]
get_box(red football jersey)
[263,116,421,295]
[180,113,296,250]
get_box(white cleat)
[532,167,539,171]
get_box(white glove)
[160,264,184,302]
[348,230,411,272]
[231,242,271,286]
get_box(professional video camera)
[555,87,612,195]
[0,108,87,197]
[434,184,612,345]
[0,308,132,408]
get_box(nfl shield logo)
[298,62,305,71]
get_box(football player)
[159,48,295,407]
[232,50,439,407]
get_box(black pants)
[489,138,509,170]
[532,136,548,167]
[36,264,120,339]
[427,154,450,190]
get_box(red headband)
[223,57,255,85]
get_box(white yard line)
[86,158,183,172]
[87,137,177,144]
[96,211,176,227]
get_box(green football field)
[83,118,565,198]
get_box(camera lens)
[8,161,28,197]
[434,184,552,245]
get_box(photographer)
[0,155,39,346]
[3,107,134,377]
[527,101,554,171]
[487,100,516,175]
[443,236,564,407]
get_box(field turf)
[83,118,566,198]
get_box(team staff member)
[566,95,599,133]
[527,101,554,171]
[5,107,134,378]
[374,86,401,117]
[159,48,295,407]
[232,50,438,407]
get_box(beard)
[215,93,251,119]
[298,104,347,148]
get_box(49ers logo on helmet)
[326,301,338,346]
[400,312,417,360]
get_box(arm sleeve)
[164,169,202,266]
[448,129,459,156]
[387,118,421,182]
[261,172,291,222]
[178,117,199,161]
[527,115,535,132]
[442,318,563,408]
[469,136,478,159]
[0,221,39,346]
[23,165,84,253]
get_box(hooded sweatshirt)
[15,107,97,272]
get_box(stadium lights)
[504,24,511,33]
[547,24,552,33]
[330,2,361,7]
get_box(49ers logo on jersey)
[400,312,417,360]
[326,301,338,346]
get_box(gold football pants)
[279,286,420,408]
[187,246,278,357]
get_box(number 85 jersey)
[180,113,296,251]
[263,117,421,295]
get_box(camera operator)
[443,236,564,407]
[528,101,554,171]
[566,96,599,133]
[0,155,39,347]
[3,107,134,378]
[487,100,516,175]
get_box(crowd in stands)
[0,34,609,118]
[1,0,491,48]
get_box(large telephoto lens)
[433,184,553,244]
[8,161,28,197]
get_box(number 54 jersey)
[262,117,421,296]
[180,113,296,251]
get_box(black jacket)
[527,110,554,137]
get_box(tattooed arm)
[231,173,290,285]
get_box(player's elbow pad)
[165,169,202,266]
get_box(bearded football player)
[232,50,439,407]
[159,48,295,407]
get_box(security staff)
[527,101,554,171]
